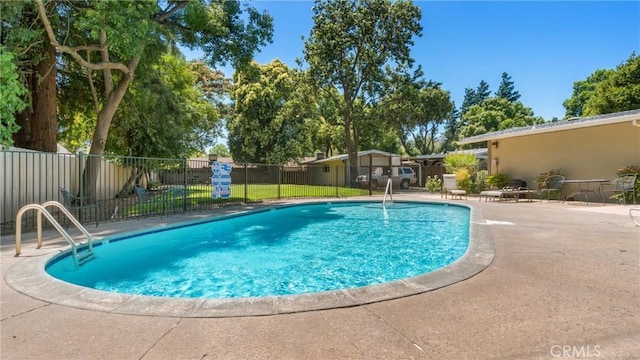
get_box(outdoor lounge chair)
[478,179,536,202]
[442,174,467,200]
[538,175,564,202]
[602,174,637,205]
[479,184,536,203]
[58,187,99,227]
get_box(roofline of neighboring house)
[457,109,640,145]
[405,148,488,161]
[306,149,402,164]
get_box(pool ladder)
[382,178,393,206]
[15,201,95,266]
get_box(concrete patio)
[1,194,639,359]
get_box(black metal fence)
[3,150,417,235]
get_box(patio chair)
[58,187,99,227]
[134,185,174,216]
[134,185,153,202]
[602,174,637,205]
[538,175,564,202]
[442,174,467,200]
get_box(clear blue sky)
[196,0,639,122]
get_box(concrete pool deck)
[1,194,639,359]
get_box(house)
[456,109,640,189]
[404,148,488,167]
[402,148,488,186]
[304,150,402,186]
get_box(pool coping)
[5,199,495,318]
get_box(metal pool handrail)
[383,178,393,206]
[630,208,640,227]
[15,201,94,266]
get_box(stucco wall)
[488,121,640,189]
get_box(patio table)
[562,179,609,205]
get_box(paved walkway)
[1,194,639,359]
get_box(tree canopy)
[0,48,28,148]
[25,0,273,196]
[562,69,614,118]
[4,1,637,169]
[563,53,639,118]
[303,0,422,181]
[103,53,224,158]
[459,97,544,145]
[381,71,453,155]
[228,60,318,163]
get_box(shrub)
[486,173,511,189]
[443,153,479,175]
[444,153,479,193]
[455,168,472,192]
[425,175,442,193]
[473,170,489,193]
[616,165,640,176]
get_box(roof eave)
[457,113,640,145]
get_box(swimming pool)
[7,199,494,317]
[47,201,469,299]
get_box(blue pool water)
[46,201,470,299]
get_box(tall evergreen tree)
[495,72,521,102]
[460,88,476,115]
[460,80,490,117]
[441,105,461,152]
[475,80,491,104]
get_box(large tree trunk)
[343,111,359,187]
[13,42,57,152]
[82,58,140,198]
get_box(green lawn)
[126,184,381,216]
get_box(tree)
[303,0,422,184]
[228,60,318,163]
[0,48,28,148]
[495,72,521,102]
[562,69,613,118]
[2,1,57,151]
[459,97,544,145]
[441,106,461,152]
[415,83,453,154]
[460,80,491,117]
[381,72,453,155]
[105,53,223,158]
[34,0,273,196]
[209,143,231,157]
[475,80,491,104]
[563,53,639,118]
[460,88,477,115]
[313,88,345,156]
[583,53,640,116]
[380,71,420,155]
